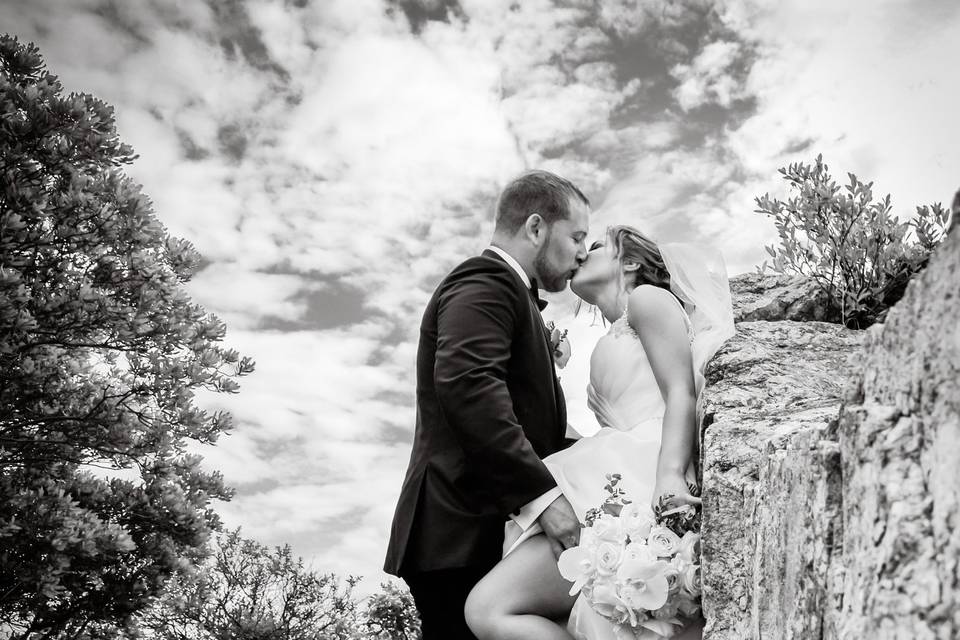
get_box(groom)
[384,170,590,638]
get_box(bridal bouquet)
[557,474,702,639]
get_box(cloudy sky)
[5,0,958,590]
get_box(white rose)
[662,564,682,595]
[619,502,655,541]
[593,541,624,577]
[681,563,701,596]
[647,526,682,558]
[592,513,626,544]
[622,541,657,565]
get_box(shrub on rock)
[755,155,950,328]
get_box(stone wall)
[832,229,959,639]
[699,321,863,639]
[701,231,959,639]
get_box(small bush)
[755,155,950,328]
[363,582,422,640]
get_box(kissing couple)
[384,170,735,640]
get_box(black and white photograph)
[1,1,958,638]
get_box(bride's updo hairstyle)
[607,225,672,294]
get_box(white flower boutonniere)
[545,321,571,368]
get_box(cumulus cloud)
[598,0,712,42]
[724,0,960,210]
[671,40,744,110]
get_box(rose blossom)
[593,541,624,577]
[592,513,626,544]
[622,541,657,564]
[662,564,682,595]
[681,563,701,596]
[619,502,655,541]
[647,526,682,557]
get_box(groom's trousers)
[404,566,488,640]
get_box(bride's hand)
[652,473,701,517]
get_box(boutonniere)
[546,321,571,369]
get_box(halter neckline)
[614,288,693,342]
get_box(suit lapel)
[482,251,555,354]
[481,250,564,421]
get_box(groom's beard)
[534,233,569,293]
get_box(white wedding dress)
[506,293,704,640]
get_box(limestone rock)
[701,231,960,639]
[729,272,834,323]
[750,426,842,640]
[832,230,960,639]
[699,321,864,640]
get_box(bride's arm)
[627,285,701,510]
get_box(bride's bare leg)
[464,534,576,640]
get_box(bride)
[464,225,735,640]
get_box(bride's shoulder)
[627,284,677,308]
[626,285,686,329]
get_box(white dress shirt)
[486,245,563,530]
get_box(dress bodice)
[586,292,693,438]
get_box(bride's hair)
[606,225,672,294]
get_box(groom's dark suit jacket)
[384,250,568,577]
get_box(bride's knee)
[464,579,507,639]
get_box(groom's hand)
[538,495,580,559]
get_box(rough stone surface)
[750,426,842,640]
[701,232,960,639]
[831,230,960,639]
[699,321,864,640]
[729,272,834,323]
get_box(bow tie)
[530,280,548,311]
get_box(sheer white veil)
[658,242,736,401]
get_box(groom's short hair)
[494,170,589,235]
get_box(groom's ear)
[524,213,546,245]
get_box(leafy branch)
[755,154,950,328]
